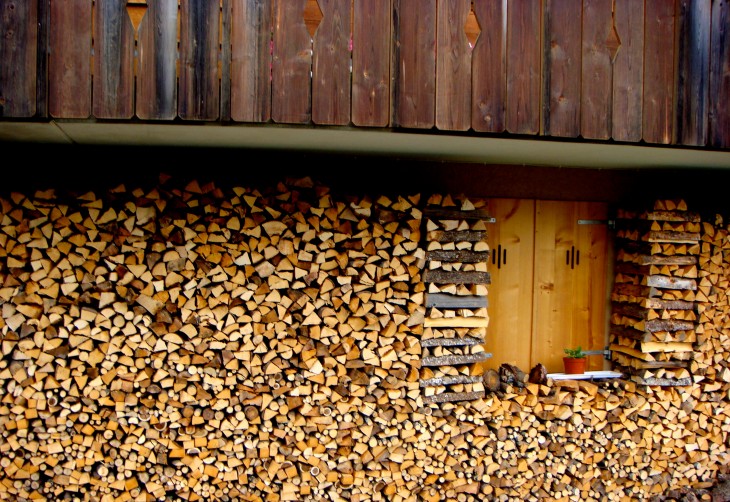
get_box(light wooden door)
[532,200,609,373]
[484,199,535,370]
[485,199,609,374]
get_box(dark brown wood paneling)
[612,0,644,142]
[93,0,134,119]
[312,0,351,125]
[542,0,581,137]
[643,0,675,144]
[580,0,613,140]
[435,0,471,131]
[506,0,541,135]
[231,0,272,122]
[351,0,390,127]
[178,1,220,120]
[393,0,436,128]
[49,0,91,118]
[710,0,730,148]
[676,0,711,146]
[221,0,232,121]
[136,0,178,120]
[272,0,311,123]
[0,0,37,117]
[471,0,505,133]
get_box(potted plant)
[563,346,587,374]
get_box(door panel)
[484,199,535,370]
[486,199,609,374]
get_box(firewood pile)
[420,197,491,404]
[0,176,728,501]
[610,199,700,385]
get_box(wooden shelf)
[548,371,623,381]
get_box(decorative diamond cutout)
[126,0,148,33]
[465,5,481,49]
[305,0,323,39]
[605,21,621,62]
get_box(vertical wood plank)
[675,0,711,146]
[231,0,273,122]
[49,0,92,118]
[542,0,581,137]
[312,0,352,125]
[392,0,436,128]
[532,200,576,373]
[311,0,351,126]
[231,0,272,122]
[710,0,730,147]
[580,0,613,140]
[483,198,535,372]
[178,0,220,120]
[272,0,311,123]
[612,0,644,142]
[93,0,135,119]
[572,202,608,372]
[435,0,471,131]
[506,0,541,135]
[0,0,37,117]
[36,0,50,117]
[351,0,391,127]
[471,0,505,132]
[643,0,675,144]
[136,0,178,120]
[221,0,232,121]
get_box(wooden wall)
[1,0,730,148]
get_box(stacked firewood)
[0,179,728,501]
[420,196,491,403]
[610,199,700,385]
[694,212,730,400]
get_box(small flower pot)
[563,357,587,375]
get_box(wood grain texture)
[49,0,91,118]
[435,0,471,131]
[506,0,541,134]
[483,198,535,372]
[178,0,220,120]
[580,0,613,140]
[312,0,351,125]
[351,0,390,127]
[93,0,134,119]
[710,0,730,147]
[272,0,311,123]
[471,0,505,132]
[231,0,272,122]
[532,201,608,373]
[0,0,37,117]
[542,0,581,137]
[643,0,675,144]
[675,0,711,146]
[611,0,644,142]
[393,0,436,128]
[136,0,178,120]
[572,202,608,372]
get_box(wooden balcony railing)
[1,0,729,149]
